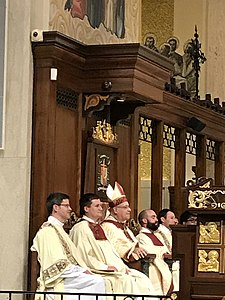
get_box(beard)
[147,220,159,231]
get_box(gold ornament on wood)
[188,189,225,209]
[198,249,219,272]
[170,293,178,300]
[199,222,220,244]
[92,120,117,144]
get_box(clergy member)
[69,193,157,297]
[31,192,105,300]
[102,181,147,262]
[136,209,173,295]
[155,208,180,291]
[156,208,177,254]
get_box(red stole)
[88,222,107,240]
[143,232,164,246]
[102,220,133,241]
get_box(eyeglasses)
[58,204,71,208]
[187,217,197,222]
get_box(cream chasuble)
[69,217,157,296]
[155,224,172,254]
[154,225,180,292]
[31,216,105,300]
[136,228,173,295]
[101,215,139,261]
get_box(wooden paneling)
[30,66,57,237]
[37,32,174,103]
[174,128,186,216]
[116,124,132,211]
[53,104,82,214]
[190,278,225,299]
[29,81,82,290]
[173,225,196,300]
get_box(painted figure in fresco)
[167,36,183,76]
[104,0,125,38]
[182,39,196,98]
[64,0,86,19]
[144,34,159,52]
[64,0,125,38]
[167,36,186,88]
[159,43,170,58]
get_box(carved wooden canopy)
[32,31,174,105]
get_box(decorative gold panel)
[138,137,172,180]
[139,140,152,180]
[163,147,172,181]
[188,189,225,209]
[198,249,219,272]
[199,222,220,244]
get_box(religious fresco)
[50,0,140,44]
[64,0,125,38]
[143,30,206,99]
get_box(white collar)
[48,215,64,227]
[82,215,97,223]
[159,224,171,233]
[106,214,126,224]
[140,227,153,233]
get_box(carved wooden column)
[151,120,163,212]
[215,141,224,185]
[173,128,186,216]
[196,135,206,178]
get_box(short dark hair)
[79,193,99,216]
[138,209,148,226]
[157,208,171,224]
[180,210,197,224]
[46,192,70,215]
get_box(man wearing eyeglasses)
[179,210,197,225]
[31,192,105,300]
[102,182,148,263]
